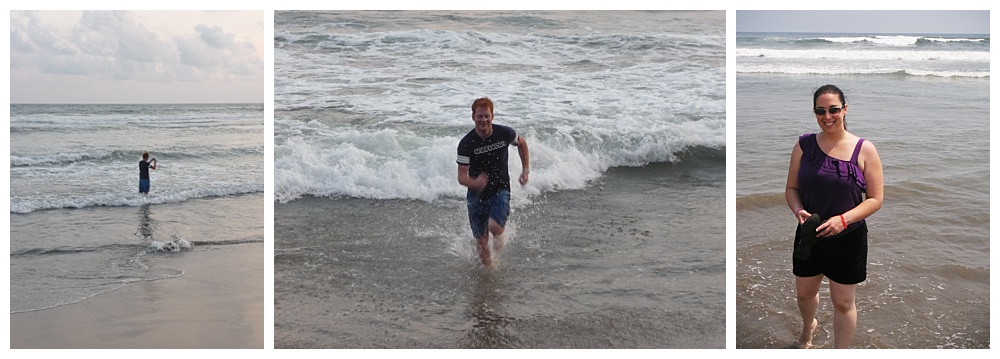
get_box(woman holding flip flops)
[784,84,884,348]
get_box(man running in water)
[457,97,530,267]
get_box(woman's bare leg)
[829,281,858,349]
[795,275,823,348]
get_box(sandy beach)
[10,242,264,349]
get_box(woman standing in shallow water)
[784,85,884,348]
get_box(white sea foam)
[736,48,989,62]
[820,35,918,47]
[735,48,990,78]
[10,103,264,214]
[274,115,723,203]
[736,32,989,78]
[818,35,986,46]
[735,64,990,78]
[148,237,194,253]
[10,183,263,214]
[275,17,725,203]
[10,151,116,166]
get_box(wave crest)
[274,119,724,203]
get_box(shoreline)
[10,242,264,349]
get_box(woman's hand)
[794,209,811,225]
[816,215,846,237]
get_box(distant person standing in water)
[457,97,530,268]
[139,151,158,195]
[785,85,883,348]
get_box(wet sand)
[10,242,264,349]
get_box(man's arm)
[458,164,487,191]
[515,135,529,186]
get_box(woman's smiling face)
[815,93,847,133]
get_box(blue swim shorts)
[139,179,151,194]
[466,189,510,238]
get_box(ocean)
[735,32,990,348]
[9,103,265,314]
[274,11,726,348]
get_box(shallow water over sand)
[274,160,725,348]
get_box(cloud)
[195,24,234,48]
[10,10,263,85]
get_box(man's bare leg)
[477,233,492,267]
[488,218,505,254]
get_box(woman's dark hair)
[813,84,847,130]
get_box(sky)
[736,10,990,35]
[9,10,265,104]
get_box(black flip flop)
[794,214,823,261]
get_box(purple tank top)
[797,133,867,236]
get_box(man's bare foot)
[478,247,492,267]
[479,246,503,269]
[794,317,818,348]
[477,236,492,267]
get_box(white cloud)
[195,24,234,48]
[9,10,264,103]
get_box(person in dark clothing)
[457,97,530,268]
[139,151,158,195]
[785,85,884,348]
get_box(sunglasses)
[813,106,843,116]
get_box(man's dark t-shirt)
[457,124,518,199]
[139,160,154,180]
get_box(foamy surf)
[275,12,724,205]
[736,32,989,78]
[10,103,264,214]
[274,119,722,204]
[433,221,518,268]
[148,237,194,253]
[10,184,263,214]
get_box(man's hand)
[471,173,488,191]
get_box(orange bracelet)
[840,214,847,228]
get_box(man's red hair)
[471,97,494,116]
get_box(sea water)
[274,11,726,204]
[9,103,264,313]
[10,103,263,213]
